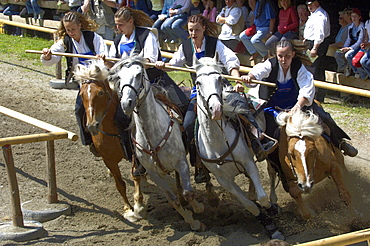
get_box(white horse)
[109,57,205,231]
[193,54,284,240]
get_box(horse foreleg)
[131,174,146,220]
[267,161,278,205]
[103,159,135,221]
[149,171,205,231]
[248,178,257,202]
[289,182,312,219]
[175,171,188,207]
[244,159,270,208]
[330,163,352,208]
[177,162,204,214]
[206,180,219,207]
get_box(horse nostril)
[298,183,303,190]
[128,99,132,107]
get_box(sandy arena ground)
[0,55,370,245]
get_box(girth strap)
[132,119,175,174]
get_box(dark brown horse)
[74,61,144,222]
[276,110,352,219]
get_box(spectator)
[40,11,107,157]
[297,4,309,40]
[189,0,205,16]
[3,4,22,35]
[236,0,249,29]
[342,7,353,25]
[265,0,298,55]
[160,0,192,43]
[202,0,217,22]
[152,0,176,41]
[81,0,116,40]
[330,10,349,73]
[129,0,152,15]
[239,0,278,61]
[59,0,82,12]
[246,0,256,28]
[303,0,330,102]
[216,0,244,50]
[360,10,370,80]
[341,8,367,79]
[149,0,163,21]
[25,0,45,20]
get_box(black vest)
[114,27,163,81]
[63,31,96,82]
[259,57,301,101]
[183,35,219,83]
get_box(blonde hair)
[188,14,219,37]
[57,11,98,40]
[114,7,154,27]
[278,0,291,9]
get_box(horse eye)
[196,81,201,85]
[98,90,105,97]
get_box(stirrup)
[261,133,278,155]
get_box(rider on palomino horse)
[40,11,110,158]
[235,39,358,181]
[156,14,278,183]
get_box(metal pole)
[46,140,58,203]
[2,145,24,227]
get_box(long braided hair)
[276,40,312,66]
[57,11,98,40]
[187,14,219,37]
[114,7,154,27]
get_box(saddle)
[154,92,184,128]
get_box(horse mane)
[109,56,147,89]
[222,89,250,119]
[191,56,223,74]
[74,59,109,83]
[276,110,323,139]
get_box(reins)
[81,79,120,138]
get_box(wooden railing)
[0,106,77,227]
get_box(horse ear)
[193,52,200,68]
[214,52,219,63]
[94,65,101,74]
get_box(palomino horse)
[276,109,352,219]
[74,60,143,222]
[193,54,283,240]
[110,57,205,231]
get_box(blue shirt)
[253,1,276,27]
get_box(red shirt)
[278,6,299,34]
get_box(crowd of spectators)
[1,0,370,80]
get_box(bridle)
[287,136,316,182]
[81,79,120,138]
[195,71,223,119]
[118,61,150,110]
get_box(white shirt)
[303,6,330,46]
[249,59,316,106]
[108,30,159,63]
[41,32,107,67]
[216,3,242,41]
[169,38,240,73]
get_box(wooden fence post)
[2,144,24,227]
[46,140,58,203]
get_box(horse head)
[109,56,148,115]
[74,60,114,135]
[193,53,223,120]
[277,110,323,193]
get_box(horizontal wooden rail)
[0,105,78,141]
[0,19,57,33]
[0,132,68,147]
[25,50,370,97]
[297,228,370,246]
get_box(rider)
[41,11,108,157]
[105,7,190,176]
[236,39,358,174]
[156,14,276,183]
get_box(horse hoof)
[123,210,140,222]
[134,204,147,219]
[190,220,206,232]
[271,230,285,241]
